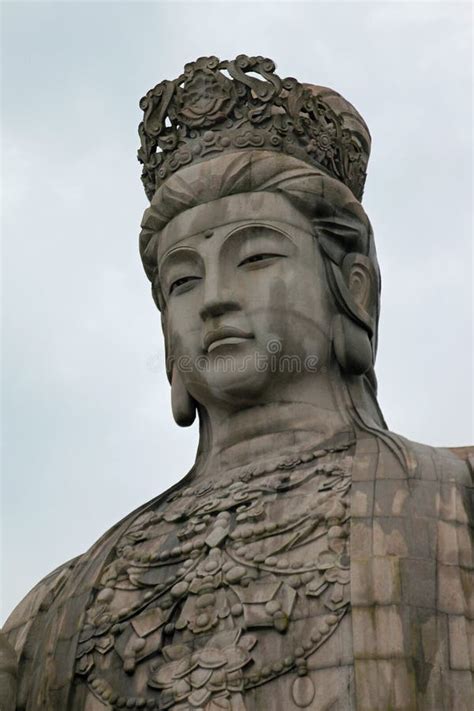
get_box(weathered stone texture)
[2,55,472,710]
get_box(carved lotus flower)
[316,547,350,586]
[306,124,337,163]
[149,629,255,710]
[176,69,236,128]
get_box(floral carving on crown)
[138,55,371,202]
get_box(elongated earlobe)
[331,254,376,375]
[171,366,196,427]
[332,313,373,375]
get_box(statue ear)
[171,365,196,427]
[332,255,375,375]
[345,260,373,314]
[161,310,196,427]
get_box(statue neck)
[193,370,355,480]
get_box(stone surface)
[2,55,473,710]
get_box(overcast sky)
[1,0,472,622]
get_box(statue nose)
[199,297,240,321]
[199,265,240,321]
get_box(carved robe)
[4,430,473,710]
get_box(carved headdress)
[138,55,380,394]
[138,55,371,203]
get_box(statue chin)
[187,349,276,410]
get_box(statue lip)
[204,326,253,353]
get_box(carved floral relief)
[76,436,354,710]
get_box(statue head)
[138,56,383,430]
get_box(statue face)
[157,191,336,408]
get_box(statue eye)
[169,276,200,296]
[238,253,284,267]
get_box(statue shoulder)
[405,435,473,485]
[3,555,81,654]
[443,444,474,473]
[370,430,473,486]
[363,431,473,530]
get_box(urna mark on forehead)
[156,191,314,260]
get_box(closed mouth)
[203,327,253,353]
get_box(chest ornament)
[76,437,354,710]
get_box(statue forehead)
[157,191,312,258]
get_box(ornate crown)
[138,55,371,202]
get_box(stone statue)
[2,55,473,711]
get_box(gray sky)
[1,0,472,622]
